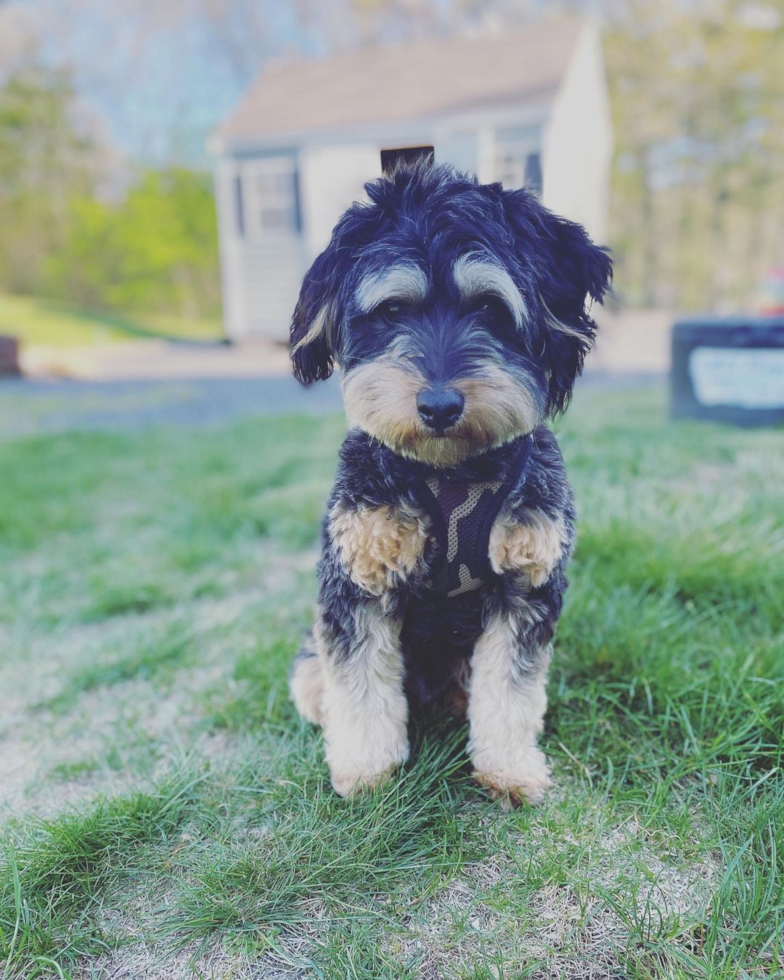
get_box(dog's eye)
[374,300,405,319]
[471,296,509,321]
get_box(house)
[210,20,612,341]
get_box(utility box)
[0,336,20,377]
[671,318,784,426]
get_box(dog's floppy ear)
[501,189,612,414]
[290,248,340,385]
[539,215,612,414]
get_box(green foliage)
[0,65,220,322]
[606,0,784,311]
[0,66,95,296]
[45,168,221,318]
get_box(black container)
[0,336,20,377]
[671,318,784,426]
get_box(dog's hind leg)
[289,635,325,726]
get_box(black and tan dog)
[289,162,611,806]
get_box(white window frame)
[239,155,300,241]
[492,125,541,191]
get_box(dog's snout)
[416,386,465,431]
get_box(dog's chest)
[418,476,506,598]
[412,435,534,598]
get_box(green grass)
[0,292,223,348]
[0,387,782,979]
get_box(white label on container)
[690,346,784,408]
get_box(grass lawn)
[0,387,782,979]
[0,293,223,348]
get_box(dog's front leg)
[467,505,569,806]
[317,603,409,797]
[315,500,428,797]
[468,614,552,808]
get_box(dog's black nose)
[416,386,465,430]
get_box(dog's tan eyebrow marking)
[356,264,429,313]
[453,255,527,329]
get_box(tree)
[45,168,221,318]
[606,0,784,310]
[0,65,99,294]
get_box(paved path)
[2,308,672,437]
[1,371,661,439]
[0,375,344,438]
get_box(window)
[239,155,300,239]
[493,125,541,192]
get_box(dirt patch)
[399,818,719,979]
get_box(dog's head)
[291,162,612,466]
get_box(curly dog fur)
[288,162,612,806]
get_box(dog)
[288,161,612,806]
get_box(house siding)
[237,236,308,339]
[216,155,309,340]
[541,25,613,242]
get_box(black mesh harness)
[415,435,534,598]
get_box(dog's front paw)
[489,512,567,587]
[329,502,428,596]
[330,763,401,798]
[325,730,409,799]
[473,749,551,809]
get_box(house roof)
[216,20,582,146]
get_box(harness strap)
[416,435,534,597]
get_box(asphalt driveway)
[0,375,344,438]
[1,371,662,439]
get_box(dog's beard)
[341,359,541,467]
